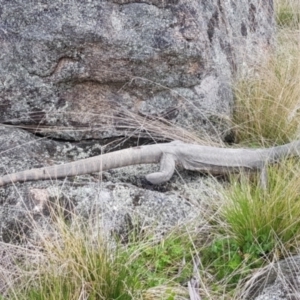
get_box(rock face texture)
[0,0,274,141]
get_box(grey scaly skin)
[0,140,300,187]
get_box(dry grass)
[6,107,223,151]
[233,29,300,146]
[6,210,141,300]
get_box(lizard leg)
[145,153,176,184]
[259,164,268,190]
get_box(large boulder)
[0,0,274,141]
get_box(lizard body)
[0,140,299,187]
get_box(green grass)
[124,231,195,287]
[198,160,300,296]
[224,162,300,252]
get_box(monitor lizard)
[0,140,299,187]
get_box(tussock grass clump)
[224,160,300,260]
[10,215,139,300]
[233,48,300,146]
